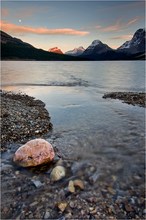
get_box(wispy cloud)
[0,20,89,36]
[96,17,140,33]
[101,20,122,32]
[127,17,139,26]
[110,35,133,40]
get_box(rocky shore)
[1,90,52,151]
[103,92,145,107]
[1,91,145,219]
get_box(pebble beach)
[1,90,145,219]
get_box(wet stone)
[13,139,55,167]
[44,210,51,219]
[68,180,75,193]
[50,166,66,182]
[31,180,44,188]
[57,202,67,212]
[103,92,146,108]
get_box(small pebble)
[68,180,75,193]
[69,201,75,208]
[44,210,50,219]
[17,187,21,192]
[57,202,67,212]
[31,180,43,188]
[30,201,38,207]
[50,166,66,181]
[73,179,84,190]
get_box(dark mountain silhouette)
[1,29,145,60]
[0,31,86,61]
[79,29,145,60]
[118,28,145,54]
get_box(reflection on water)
[1,61,145,180]
[1,61,145,92]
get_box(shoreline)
[1,90,52,151]
[103,92,145,108]
[1,90,145,219]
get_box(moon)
[19,19,21,23]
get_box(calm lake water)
[1,61,145,181]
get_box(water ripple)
[2,80,90,87]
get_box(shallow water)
[1,61,145,181]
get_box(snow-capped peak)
[91,40,102,46]
[118,28,145,51]
[78,46,85,51]
[65,46,85,56]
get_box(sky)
[1,0,145,52]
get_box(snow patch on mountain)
[65,46,85,56]
[118,28,145,51]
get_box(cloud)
[110,35,133,40]
[1,8,9,17]
[101,20,122,32]
[0,20,89,36]
[127,17,139,26]
[96,17,140,33]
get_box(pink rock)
[13,139,55,167]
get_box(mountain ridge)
[0,30,86,61]
[1,28,145,60]
[79,28,145,60]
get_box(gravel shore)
[1,91,145,219]
[1,90,52,151]
[103,92,145,107]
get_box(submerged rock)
[68,180,75,193]
[57,202,67,212]
[50,166,66,181]
[73,179,84,190]
[31,180,44,188]
[13,139,55,167]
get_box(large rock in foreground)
[13,139,55,167]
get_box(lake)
[1,61,145,182]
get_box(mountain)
[118,28,145,54]
[80,29,145,60]
[65,46,85,56]
[1,31,34,48]
[1,28,145,61]
[48,47,63,54]
[81,40,116,60]
[83,40,112,55]
[1,31,85,61]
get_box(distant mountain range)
[1,28,145,60]
[0,31,85,61]
[79,28,145,60]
